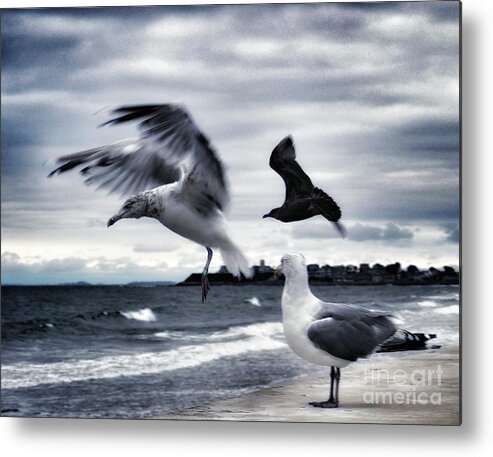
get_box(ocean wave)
[1,322,286,390]
[155,321,283,342]
[434,329,460,345]
[433,305,460,315]
[120,308,157,322]
[423,293,460,301]
[213,321,283,339]
[418,300,438,307]
[3,306,159,339]
[244,296,261,307]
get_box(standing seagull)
[279,253,398,408]
[49,104,252,301]
[263,136,346,237]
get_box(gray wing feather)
[49,139,181,197]
[307,303,397,362]
[49,104,229,211]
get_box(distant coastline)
[177,260,460,287]
[2,281,176,287]
[2,261,459,287]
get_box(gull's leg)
[201,247,213,302]
[328,366,336,404]
[334,367,341,406]
[309,366,339,408]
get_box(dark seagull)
[263,136,346,237]
[278,253,400,408]
[49,104,252,301]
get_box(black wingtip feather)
[99,105,172,128]
[275,135,294,150]
[270,135,296,167]
[283,135,293,146]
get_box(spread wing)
[48,104,229,211]
[269,136,314,201]
[307,303,397,362]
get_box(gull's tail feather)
[332,221,347,238]
[377,329,438,353]
[219,242,252,279]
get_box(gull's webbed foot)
[309,400,338,408]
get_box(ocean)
[0,284,460,419]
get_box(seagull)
[263,136,346,237]
[278,253,398,408]
[49,104,252,301]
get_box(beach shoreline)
[155,347,460,425]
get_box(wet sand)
[156,347,460,425]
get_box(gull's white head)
[280,253,307,278]
[107,192,152,227]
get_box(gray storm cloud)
[1,2,460,283]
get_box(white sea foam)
[418,300,438,307]
[244,296,261,307]
[153,330,176,339]
[120,308,157,322]
[433,329,460,346]
[424,293,460,301]
[154,322,283,342]
[211,322,283,340]
[433,305,460,315]
[2,322,286,390]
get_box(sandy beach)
[156,347,460,425]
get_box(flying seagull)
[49,104,252,301]
[263,136,346,237]
[278,253,399,408]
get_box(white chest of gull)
[49,104,252,301]
[279,253,398,408]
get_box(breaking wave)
[2,322,286,390]
[244,296,261,307]
[433,305,460,315]
[120,308,157,322]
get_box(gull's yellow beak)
[274,265,282,278]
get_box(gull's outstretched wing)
[269,136,314,202]
[48,138,182,198]
[49,104,229,211]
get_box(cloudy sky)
[1,1,460,284]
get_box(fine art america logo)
[362,365,443,406]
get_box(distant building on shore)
[253,259,274,275]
